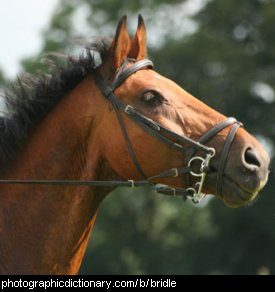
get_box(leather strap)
[109,99,147,179]
[199,117,238,144]
[111,59,154,90]
[95,59,154,179]
[183,118,242,197]
[216,121,242,195]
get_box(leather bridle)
[0,58,242,203]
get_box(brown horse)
[0,16,269,275]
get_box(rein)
[0,59,242,203]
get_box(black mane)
[0,37,112,173]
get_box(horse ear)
[129,15,147,60]
[101,15,130,75]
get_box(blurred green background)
[0,0,274,275]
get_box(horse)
[0,15,269,275]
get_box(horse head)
[94,15,269,207]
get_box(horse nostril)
[244,148,261,168]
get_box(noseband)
[0,58,242,203]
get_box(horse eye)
[141,90,164,106]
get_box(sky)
[0,0,58,78]
[0,0,208,79]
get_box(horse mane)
[0,37,112,173]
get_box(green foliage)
[80,188,216,274]
[9,0,275,274]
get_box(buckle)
[124,105,134,114]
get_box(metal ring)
[188,156,205,177]
[186,187,196,197]
[207,147,216,158]
[192,196,204,204]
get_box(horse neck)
[0,76,113,275]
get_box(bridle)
[0,58,242,203]
[94,58,242,202]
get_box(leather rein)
[0,58,242,203]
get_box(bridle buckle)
[124,105,134,114]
